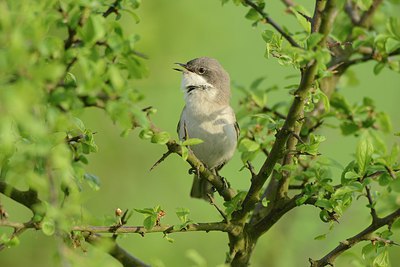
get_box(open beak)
[173,62,188,72]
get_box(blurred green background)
[1,1,400,266]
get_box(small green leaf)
[143,215,157,230]
[372,248,389,267]
[373,62,385,75]
[182,138,204,146]
[245,8,260,21]
[314,234,327,240]
[176,207,190,223]
[307,33,324,49]
[344,171,359,180]
[295,194,309,206]
[84,173,101,190]
[262,30,275,43]
[376,112,392,133]
[139,129,153,139]
[238,138,260,152]
[73,117,85,131]
[42,219,56,236]
[181,146,188,161]
[164,234,174,243]
[356,132,374,176]
[315,199,333,210]
[151,131,170,145]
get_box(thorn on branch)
[149,150,172,171]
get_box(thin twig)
[365,186,378,223]
[243,0,301,48]
[207,194,228,222]
[310,208,400,267]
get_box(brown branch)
[344,0,359,25]
[164,140,236,201]
[310,208,400,267]
[365,186,378,223]
[243,0,301,48]
[0,181,44,215]
[358,0,383,27]
[0,220,39,251]
[207,194,228,222]
[103,0,122,18]
[234,0,338,225]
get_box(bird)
[174,57,239,199]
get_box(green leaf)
[181,146,188,161]
[164,234,174,243]
[84,173,101,190]
[176,207,190,223]
[295,194,310,206]
[42,219,56,236]
[356,132,374,176]
[73,117,85,132]
[289,6,311,33]
[385,37,400,54]
[307,33,324,49]
[245,8,260,21]
[151,131,170,145]
[362,243,375,260]
[372,249,389,267]
[376,112,393,133]
[238,138,260,152]
[182,138,204,146]
[340,121,360,136]
[373,62,385,75]
[139,129,153,140]
[344,171,359,180]
[317,88,330,112]
[314,234,327,240]
[262,30,275,43]
[388,17,400,39]
[80,15,106,44]
[143,215,157,230]
[315,199,333,210]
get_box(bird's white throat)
[181,72,220,112]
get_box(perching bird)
[174,57,239,199]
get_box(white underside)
[179,72,237,169]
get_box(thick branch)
[0,181,44,214]
[310,208,400,267]
[243,0,301,48]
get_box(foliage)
[1,0,400,267]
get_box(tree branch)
[243,0,301,48]
[72,221,234,235]
[357,0,383,27]
[310,208,400,267]
[164,140,236,201]
[0,181,44,214]
[365,185,378,223]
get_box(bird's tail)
[190,174,213,200]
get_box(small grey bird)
[174,57,239,199]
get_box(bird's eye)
[198,67,206,74]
